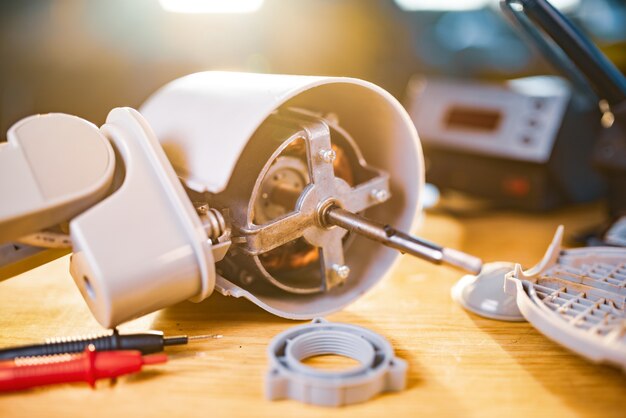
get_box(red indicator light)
[502,176,530,197]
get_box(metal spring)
[200,207,227,241]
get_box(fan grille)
[524,252,626,340]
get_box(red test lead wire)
[0,345,167,392]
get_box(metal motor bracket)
[233,109,391,292]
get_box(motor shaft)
[324,206,482,274]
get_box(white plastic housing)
[0,114,114,243]
[141,71,424,319]
[69,108,214,327]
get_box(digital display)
[444,106,502,132]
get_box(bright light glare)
[159,0,264,14]
[395,0,490,11]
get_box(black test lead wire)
[0,329,222,360]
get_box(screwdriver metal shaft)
[324,206,483,274]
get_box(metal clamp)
[265,318,407,407]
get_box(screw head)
[331,264,350,281]
[319,149,337,164]
[370,189,389,203]
[195,203,209,215]
[239,270,255,284]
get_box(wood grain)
[0,203,624,418]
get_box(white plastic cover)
[140,71,424,319]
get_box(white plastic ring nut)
[265,318,407,407]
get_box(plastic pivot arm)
[0,114,115,244]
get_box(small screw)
[195,203,209,215]
[370,189,389,203]
[324,112,339,124]
[319,149,337,164]
[331,264,350,281]
[239,270,255,284]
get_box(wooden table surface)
[0,203,624,418]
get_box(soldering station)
[0,0,625,414]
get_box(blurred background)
[1,0,625,135]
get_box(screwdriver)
[0,329,221,360]
[268,180,483,274]
[0,345,167,392]
[324,206,483,274]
